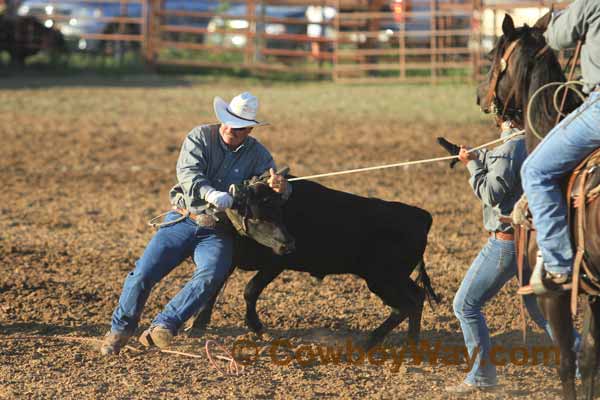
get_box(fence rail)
[10,0,578,82]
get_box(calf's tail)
[415,259,440,309]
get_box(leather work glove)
[436,137,460,169]
[205,189,234,211]
[512,194,532,229]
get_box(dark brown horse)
[477,12,600,400]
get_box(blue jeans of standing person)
[453,237,553,387]
[521,91,600,275]
[110,211,233,335]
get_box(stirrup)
[517,284,534,295]
[529,256,547,295]
[523,259,572,295]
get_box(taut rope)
[288,130,525,182]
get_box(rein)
[556,40,583,125]
[483,39,520,120]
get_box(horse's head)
[225,169,295,255]
[476,12,576,152]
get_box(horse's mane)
[503,24,581,151]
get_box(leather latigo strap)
[515,225,528,342]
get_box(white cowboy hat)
[213,92,269,128]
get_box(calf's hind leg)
[244,268,282,333]
[365,277,425,349]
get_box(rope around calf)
[287,130,525,182]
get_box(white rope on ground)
[1,335,242,375]
[287,130,525,182]
[0,335,143,353]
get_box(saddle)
[515,148,600,314]
[566,148,600,301]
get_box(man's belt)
[173,207,217,229]
[490,231,514,241]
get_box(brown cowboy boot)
[100,331,131,355]
[139,325,174,349]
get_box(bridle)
[483,37,550,126]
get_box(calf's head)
[225,169,295,255]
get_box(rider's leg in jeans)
[521,92,600,275]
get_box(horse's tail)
[415,259,440,309]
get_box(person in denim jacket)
[445,122,555,394]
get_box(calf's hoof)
[245,316,264,334]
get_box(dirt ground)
[0,77,575,399]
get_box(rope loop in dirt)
[205,339,242,376]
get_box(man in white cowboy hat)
[100,92,290,355]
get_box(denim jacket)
[466,128,528,233]
[544,0,600,93]
[169,124,276,214]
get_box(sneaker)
[444,382,499,395]
[100,331,130,355]
[139,325,174,349]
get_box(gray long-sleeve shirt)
[169,124,276,214]
[544,0,600,93]
[466,128,528,233]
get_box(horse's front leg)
[540,294,577,400]
[580,296,600,400]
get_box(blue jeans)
[521,91,600,274]
[453,237,553,387]
[111,211,233,335]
